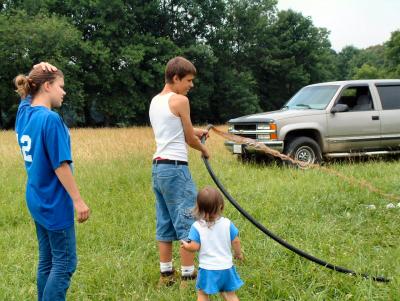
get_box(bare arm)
[170,95,210,158]
[232,237,243,260]
[55,162,90,223]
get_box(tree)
[336,44,390,80]
[385,30,400,78]
[3,1,392,128]
[260,9,336,110]
[0,10,85,128]
[353,64,383,79]
[336,46,360,79]
[211,68,261,122]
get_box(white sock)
[181,265,195,277]
[160,261,173,273]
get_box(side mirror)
[331,104,349,114]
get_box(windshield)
[283,85,339,110]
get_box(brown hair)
[193,186,225,227]
[14,67,64,99]
[165,56,197,84]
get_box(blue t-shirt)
[15,96,74,230]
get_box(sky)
[276,0,400,52]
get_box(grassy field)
[1,127,400,300]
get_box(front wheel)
[283,136,322,168]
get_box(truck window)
[376,85,400,110]
[336,86,373,111]
[284,85,339,110]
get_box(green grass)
[1,128,400,300]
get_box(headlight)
[228,125,234,131]
[257,134,270,140]
[257,124,270,130]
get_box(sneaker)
[180,269,197,289]
[157,269,178,287]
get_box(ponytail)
[14,75,31,99]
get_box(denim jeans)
[152,163,197,241]
[35,221,77,301]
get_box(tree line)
[0,0,399,129]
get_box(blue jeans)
[152,163,197,241]
[35,221,77,301]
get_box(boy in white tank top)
[149,56,210,287]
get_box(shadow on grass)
[236,153,400,168]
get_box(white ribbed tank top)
[149,92,188,161]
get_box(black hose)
[201,125,389,283]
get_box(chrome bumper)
[224,140,284,154]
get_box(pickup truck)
[225,80,400,166]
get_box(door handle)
[372,116,379,120]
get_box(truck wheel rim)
[295,146,315,164]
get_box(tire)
[283,136,322,168]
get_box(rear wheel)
[283,136,322,168]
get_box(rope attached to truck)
[201,124,390,282]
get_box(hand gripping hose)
[201,124,389,282]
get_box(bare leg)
[158,241,173,262]
[179,243,195,266]
[157,241,178,287]
[220,291,239,301]
[159,241,195,265]
[197,290,210,301]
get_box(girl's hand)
[234,252,244,261]
[73,197,90,223]
[33,62,58,72]
[180,239,190,250]
[180,239,200,252]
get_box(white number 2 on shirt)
[16,134,33,162]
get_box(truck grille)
[234,124,256,131]
[229,122,277,141]
[238,134,257,139]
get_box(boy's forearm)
[187,136,206,152]
[54,162,82,203]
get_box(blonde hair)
[193,186,225,227]
[14,67,64,99]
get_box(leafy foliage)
[0,1,398,128]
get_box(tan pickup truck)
[225,80,400,166]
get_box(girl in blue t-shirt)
[181,186,244,301]
[14,62,90,301]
